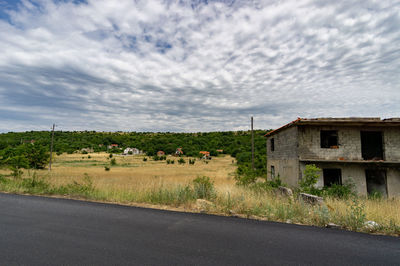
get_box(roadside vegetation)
[0,153,398,236]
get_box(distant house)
[175,148,184,156]
[157,151,165,156]
[216,149,224,153]
[199,151,211,159]
[108,144,119,149]
[123,148,142,155]
[81,148,94,153]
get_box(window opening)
[270,138,275,152]
[321,130,338,148]
[323,168,342,187]
[271,165,275,179]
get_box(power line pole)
[251,116,255,170]
[49,123,55,171]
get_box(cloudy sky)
[0,0,399,132]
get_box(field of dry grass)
[0,152,399,235]
[43,152,237,189]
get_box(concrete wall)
[384,128,400,161]
[298,125,400,161]
[267,126,299,186]
[298,126,362,160]
[387,168,400,197]
[268,158,299,187]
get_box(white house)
[123,147,142,155]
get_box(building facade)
[266,118,400,197]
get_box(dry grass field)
[0,152,399,235]
[44,152,236,189]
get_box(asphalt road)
[0,193,399,265]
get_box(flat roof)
[265,117,400,137]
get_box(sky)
[0,0,399,132]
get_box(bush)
[109,154,113,158]
[178,158,186,164]
[345,197,366,230]
[192,176,215,200]
[299,164,321,195]
[368,190,383,200]
[268,174,283,188]
[235,165,257,186]
[323,183,355,199]
[143,157,147,162]
[189,159,196,165]
[110,158,117,166]
[104,166,110,171]
[82,150,88,154]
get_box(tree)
[20,143,50,169]
[6,155,29,178]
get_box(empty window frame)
[321,130,338,148]
[323,168,342,187]
[270,138,275,152]
[361,131,384,160]
[271,165,275,179]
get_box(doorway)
[361,131,383,160]
[365,169,387,197]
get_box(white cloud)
[0,0,399,132]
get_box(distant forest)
[0,130,269,175]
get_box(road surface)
[0,193,399,265]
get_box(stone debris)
[195,199,214,213]
[299,193,324,205]
[278,186,294,198]
[364,221,379,230]
[326,223,341,229]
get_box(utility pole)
[49,123,55,171]
[251,116,255,170]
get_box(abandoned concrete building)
[265,118,400,197]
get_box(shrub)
[235,165,257,186]
[109,154,113,158]
[189,159,196,165]
[268,174,283,188]
[143,157,147,162]
[104,166,110,171]
[88,155,91,159]
[82,150,88,154]
[192,176,215,200]
[299,164,321,195]
[345,197,366,231]
[323,183,355,199]
[178,158,186,164]
[368,190,383,200]
[153,155,159,161]
[110,158,117,166]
